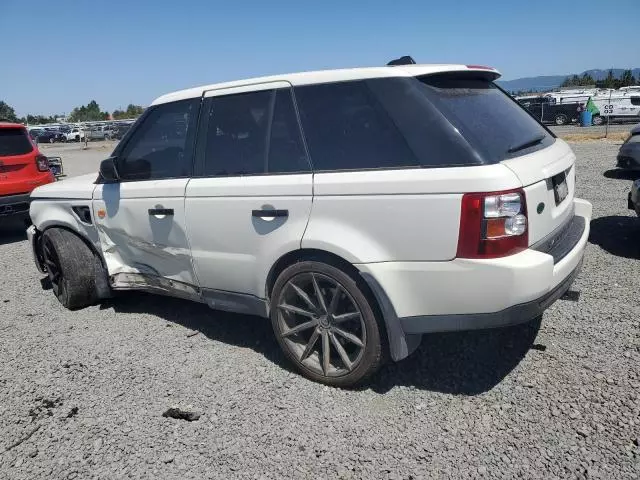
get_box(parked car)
[87,126,115,141]
[65,127,86,142]
[517,96,580,125]
[0,123,55,217]
[30,129,66,144]
[616,123,640,170]
[26,63,592,386]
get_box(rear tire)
[270,261,384,387]
[554,113,568,125]
[592,115,604,126]
[41,229,99,310]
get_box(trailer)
[544,90,640,125]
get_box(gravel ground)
[0,140,639,479]
[549,123,635,136]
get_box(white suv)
[27,64,592,386]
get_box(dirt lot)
[0,140,639,479]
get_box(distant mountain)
[497,68,640,92]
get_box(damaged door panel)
[93,179,196,286]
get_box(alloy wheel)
[275,272,366,377]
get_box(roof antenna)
[387,56,416,66]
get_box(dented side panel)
[92,179,197,286]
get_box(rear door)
[185,82,312,306]
[92,98,201,289]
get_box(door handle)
[148,208,174,216]
[252,209,288,218]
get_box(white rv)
[544,89,640,125]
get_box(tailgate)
[0,127,37,179]
[501,139,576,245]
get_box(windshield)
[0,128,34,156]
[415,73,554,163]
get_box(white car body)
[27,63,592,382]
[65,128,85,142]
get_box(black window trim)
[109,97,203,183]
[192,85,312,178]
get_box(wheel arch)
[265,248,420,362]
[38,222,111,299]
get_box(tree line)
[561,69,638,89]
[0,100,145,124]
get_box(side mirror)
[99,156,120,182]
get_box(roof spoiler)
[387,56,416,66]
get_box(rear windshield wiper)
[507,134,546,154]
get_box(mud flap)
[360,272,422,362]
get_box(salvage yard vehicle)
[0,123,55,217]
[516,95,580,125]
[65,127,85,142]
[87,126,114,141]
[617,123,640,170]
[30,129,66,144]
[27,62,592,386]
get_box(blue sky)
[1,0,638,116]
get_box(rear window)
[414,73,555,163]
[0,128,33,156]
[295,74,554,172]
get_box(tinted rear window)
[415,74,554,163]
[0,128,33,156]
[295,75,553,172]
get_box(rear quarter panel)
[303,165,521,263]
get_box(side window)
[267,89,308,173]
[294,81,419,171]
[117,98,199,181]
[202,88,308,176]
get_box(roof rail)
[387,55,416,66]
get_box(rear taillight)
[457,189,528,259]
[36,154,49,172]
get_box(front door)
[93,98,201,293]
[185,82,312,311]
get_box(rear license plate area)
[552,171,568,205]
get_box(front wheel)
[41,229,99,310]
[49,137,55,144]
[270,261,384,387]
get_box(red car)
[0,122,55,217]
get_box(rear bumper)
[400,259,582,334]
[357,198,592,347]
[0,193,31,216]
